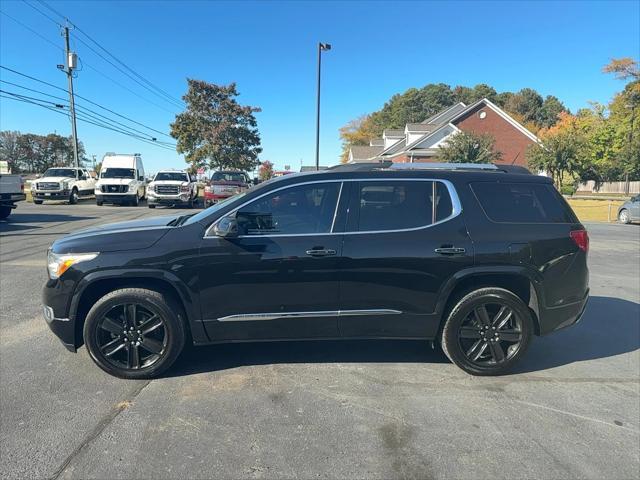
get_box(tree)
[527,114,587,187]
[0,131,84,173]
[437,131,502,164]
[537,95,567,128]
[258,160,274,181]
[171,79,262,172]
[603,57,639,81]
[504,88,544,124]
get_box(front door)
[199,181,344,341]
[338,179,474,338]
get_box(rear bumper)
[0,193,26,206]
[538,289,589,335]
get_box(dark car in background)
[618,195,640,224]
[42,162,589,379]
[203,170,251,207]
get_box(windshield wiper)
[167,214,195,227]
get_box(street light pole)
[315,42,331,171]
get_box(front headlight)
[47,251,99,279]
[128,183,137,192]
[61,181,69,190]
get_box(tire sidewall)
[442,288,534,376]
[69,188,78,205]
[83,289,185,379]
[619,209,630,224]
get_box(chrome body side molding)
[215,309,402,322]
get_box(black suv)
[43,163,589,379]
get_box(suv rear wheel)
[83,288,186,379]
[441,287,533,376]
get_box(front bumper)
[539,289,589,335]
[42,305,76,352]
[148,194,191,205]
[33,190,69,201]
[96,193,136,204]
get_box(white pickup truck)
[0,173,26,220]
[31,167,96,205]
[147,170,198,208]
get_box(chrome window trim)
[214,309,402,322]
[204,178,462,238]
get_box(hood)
[97,177,137,185]
[151,180,189,186]
[37,176,75,183]
[52,215,179,254]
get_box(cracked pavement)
[1,202,639,479]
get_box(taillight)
[570,229,589,253]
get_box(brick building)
[347,99,539,166]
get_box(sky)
[1,0,639,175]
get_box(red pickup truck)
[203,170,251,207]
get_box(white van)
[95,153,146,206]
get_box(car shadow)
[0,214,96,233]
[166,338,449,378]
[166,295,639,378]
[514,295,640,373]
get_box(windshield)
[211,171,247,183]
[101,168,135,179]
[43,168,76,178]
[154,172,189,182]
[184,191,249,226]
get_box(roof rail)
[389,162,499,171]
[328,161,393,171]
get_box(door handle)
[434,247,466,255]
[306,248,337,257]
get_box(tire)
[441,287,534,376]
[34,200,43,205]
[618,209,631,224]
[132,194,139,207]
[0,206,11,220]
[83,288,186,379]
[148,204,156,209]
[69,188,79,205]
[187,196,194,208]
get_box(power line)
[2,7,177,115]
[22,0,61,27]
[0,66,175,139]
[0,9,63,52]
[71,33,183,111]
[0,90,176,151]
[36,0,183,109]
[0,84,177,146]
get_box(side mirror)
[138,175,144,181]
[213,216,238,238]
[80,175,87,180]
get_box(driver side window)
[235,182,341,236]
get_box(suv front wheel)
[83,288,186,379]
[441,287,534,376]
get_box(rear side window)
[471,182,577,223]
[348,180,454,232]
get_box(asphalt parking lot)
[1,201,639,480]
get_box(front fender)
[68,268,208,344]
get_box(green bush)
[560,184,576,196]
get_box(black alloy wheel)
[441,287,533,376]
[95,303,167,370]
[84,288,186,379]
[458,303,523,366]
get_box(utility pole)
[62,25,80,168]
[315,42,331,171]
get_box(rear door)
[337,179,474,338]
